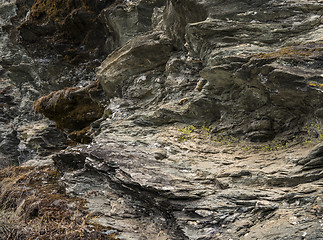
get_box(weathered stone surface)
[181,0,323,140]
[2,0,323,239]
[0,0,108,165]
[17,120,68,161]
[100,0,165,47]
[97,32,173,98]
[95,0,323,140]
[163,0,207,49]
[297,142,323,170]
[54,120,322,239]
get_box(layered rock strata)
[0,0,323,239]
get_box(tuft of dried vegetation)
[252,41,323,60]
[0,166,118,240]
[33,81,104,143]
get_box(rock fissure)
[1,0,323,239]
[92,167,190,240]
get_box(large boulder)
[97,32,173,98]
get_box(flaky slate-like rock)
[297,142,323,170]
[182,0,323,141]
[2,0,323,239]
[100,0,165,47]
[97,31,173,98]
[56,120,323,239]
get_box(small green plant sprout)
[259,141,286,152]
[103,108,112,119]
[179,125,196,134]
[211,131,239,145]
[178,125,196,141]
[319,133,323,141]
[201,125,212,136]
[31,143,42,153]
[302,120,323,145]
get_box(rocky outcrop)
[1,0,323,239]
[163,0,207,49]
[95,0,323,141]
[54,121,323,239]
[297,142,323,170]
[18,0,118,63]
[0,78,20,167]
[0,0,107,166]
[97,32,173,98]
[100,0,165,47]
[182,0,323,141]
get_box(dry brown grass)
[0,166,118,240]
[252,41,323,60]
[33,87,79,114]
[33,83,104,133]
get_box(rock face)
[1,0,323,239]
[18,0,117,63]
[57,123,322,239]
[0,78,20,167]
[100,0,165,46]
[96,0,323,141]
[97,32,173,98]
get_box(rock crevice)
[1,0,323,239]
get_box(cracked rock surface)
[56,120,323,239]
[1,0,323,239]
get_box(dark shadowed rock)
[53,151,86,171]
[18,0,120,64]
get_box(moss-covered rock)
[33,81,105,142]
[18,0,119,63]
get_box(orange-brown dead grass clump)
[0,166,118,240]
[33,84,104,132]
[252,41,323,60]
